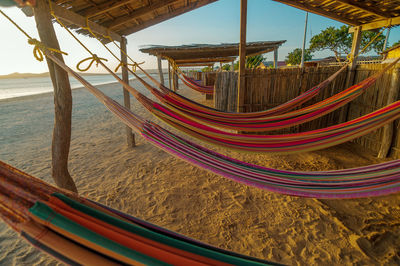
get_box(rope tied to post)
[76,55,108,72]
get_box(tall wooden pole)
[120,37,135,147]
[157,54,165,85]
[33,0,77,192]
[168,61,172,89]
[273,48,278,69]
[237,0,247,112]
[300,12,308,68]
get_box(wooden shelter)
[140,41,286,90]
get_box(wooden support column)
[378,67,400,158]
[237,0,247,112]
[174,72,179,91]
[168,61,172,89]
[33,0,77,192]
[273,48,278,69]
[157,54,165,85]
[120,37,135,147]
[231,61,235,71]
[339,26,362,122]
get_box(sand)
[0,76,399,265]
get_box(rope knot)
[76,55,108,72]
[27,38,68,62]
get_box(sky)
[0,0,399,75]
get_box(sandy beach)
[0,76,399,265]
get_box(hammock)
[44,52,400,198]
[0,161,273,265]
[83,55,400,153]
[179,72,215,94]
[140,63,349,124]
[129,62,390,132]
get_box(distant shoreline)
[0,69,167,79]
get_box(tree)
[201,66,213,72]
[245,55,264,69]
[221,64,231,71]
[285,48,313,65]
[391,40,400,48]
[309,25,386,61]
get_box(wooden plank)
[34,0,77,192]
[334,0,390,18]
[272,0,358,26]
[106,0,176,29]
[157,54,165,86]
[82,0,136,18]
[121,37,135,148]
[377,68,400,158]
[237,0,247,112]
[349,17,400,32]
[120,0,217,36]
[49,2,122,43]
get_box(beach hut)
[140,41,285,98]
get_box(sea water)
[0,74,130,100]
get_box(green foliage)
[221,64,231,71]
[391,40,400,48]
[285,48,313,65]
[245,55,264,69]
[201,66,213,72]
[309,25,386,61]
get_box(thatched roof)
[273,0,400,29]
[48,0,217,42]
[139,41,286,61]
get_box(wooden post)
[231,61,235,71]
[157,54,165,85]
[168,61,172,89]
[378,67,400,158]
[273,48,278,69]
[339,26,362,122]
[300,12,308,68]
[120,37,135,147]
[33,0,77,192]
[174,72,179,91]
[237,0,247,112]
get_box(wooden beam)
[349,16,400,32]
[120,0,217,36]
[157,54,165,85]
[50,2,122,42]
[168,61,172,89]
[334,0,391,19]
[175,57,236,64]
[106,0,176,30]
[272,0,359,26]
[82,0,136,18]
[378,67,400,158]
[120,37,135,148]
[33,0,77,192]
[237,0,247,112]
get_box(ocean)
[0,74,137,100]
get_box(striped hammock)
[134,60,397,132]
[140,63,349,123]
[79,56,400,153]
[0,161,272,265]
[45,52,400,198]
[179,73,214,94]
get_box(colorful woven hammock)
[179,72,215,94]
[75,55,400,153]
[44,53,400,198]
[138,63,349,123]
[0,161,273,265]
[132,60,397,132]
